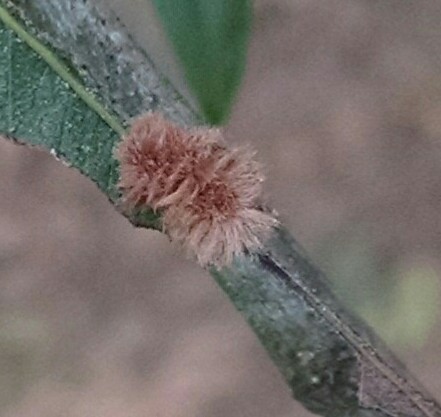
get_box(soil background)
[0,1,440,416]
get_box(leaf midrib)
[0,3,125,137]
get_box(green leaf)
[152,0,252,125]
[0,3,165,229]
[0,4,123,201]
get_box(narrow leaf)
[152,0,252,124]
[0,4,123,200]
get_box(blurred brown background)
[1,0,440,416]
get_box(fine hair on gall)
[116,113,277,267]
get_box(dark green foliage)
[152,0,252,124]
[0,15,120,200]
